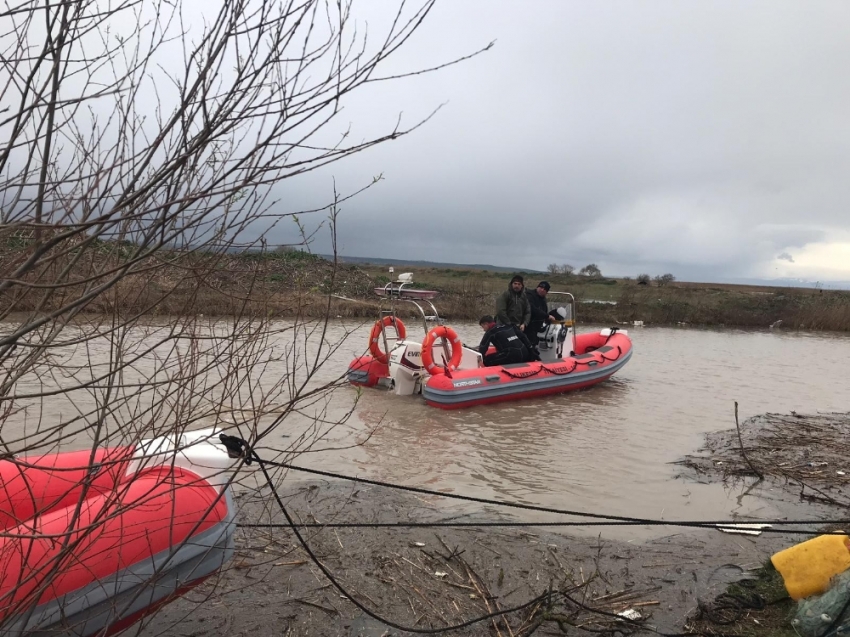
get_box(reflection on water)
[3,318,849,538]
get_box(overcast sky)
[268,1,850,283]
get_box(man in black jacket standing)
[477,316,539,367]
[524,281,555,346]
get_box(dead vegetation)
[0,235,376,318]
[675,412,850,507]
[139,474,844,637]
[139,483,718,637]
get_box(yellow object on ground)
[771,533,850,600]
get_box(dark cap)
[537,281,551,291]
[510,275,524,285]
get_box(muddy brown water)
[3,319,849,540]
[299,322,850,539]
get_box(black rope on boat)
[603,326,619,344]
[569,346,622,366]
[574,358,599,366]
[500,364,544,379]
[598,345,623,362]
[541,360,578,375]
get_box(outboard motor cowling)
[537,307,574,362]
[388,340,426,395]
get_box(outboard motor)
[536,307,575,362]
[389,338,484,395]
[388,340,426,395]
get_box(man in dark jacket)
[524,281,555,346]
[477,315,539,367]
[495,275,531,330]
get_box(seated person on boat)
[477,315,540,366]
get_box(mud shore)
[138,414,849,637]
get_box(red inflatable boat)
[0,429,236,636]
[347,290,633,408]
[423,329,632,409]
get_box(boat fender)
[421,326,463,375]
[369,317,406,364]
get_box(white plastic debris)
[617,609,642,621]
[434,571,448,579]
[716,523,773,536]
[413,542,426,547]
[838,471,846,476]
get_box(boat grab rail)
[379,296,441,339]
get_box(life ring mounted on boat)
[421,326,463,375]
[369,316,406,364]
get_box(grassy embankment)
[357,263,850,331]
[3,231,850,330]
[0,233,373,318]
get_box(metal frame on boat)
[373,273,443,362]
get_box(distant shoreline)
[349,262,850,332]
[325,254,850,292]
[3,243,848,331]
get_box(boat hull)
[0,436,236,637]
[347,355,390,387]
[423,331,632,409]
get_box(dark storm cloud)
[265,1,850,281]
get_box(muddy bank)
[675,412,850,508]
[136,473,840,637]
[673,411,850,636]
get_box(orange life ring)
[369,316,406,364]
[420,326,463,375]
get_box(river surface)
[3,319,849,538]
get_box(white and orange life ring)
[420,325,463,375]
[369,316,406,364]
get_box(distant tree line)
[637,273,675,286]
[544,263,675,285]
[546,263,603,278]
